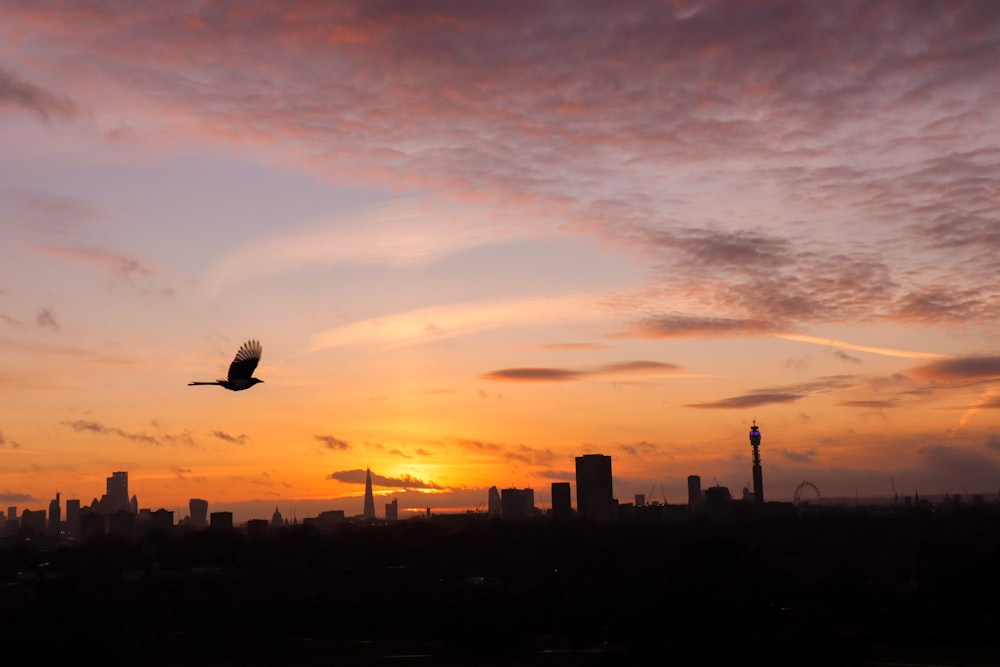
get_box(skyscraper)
[363,468,376,519]
[106,471,129,514]
[487,486,502,517]
[189,498,208,529]
[687,475,703,510]
[48,492,61,536]
[551,482,572,520]
[575,454,613,523]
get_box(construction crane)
[890,476,898,504]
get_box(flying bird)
[189,339,264,391]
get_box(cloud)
[779,448,818,464]
[0,491,36,503]
[315,435,351,450]
[685,375,856,409]
[481,368,581,382]
[620,441,659,457]
[911,356,1000,382]
[837,400,897,409]
[204,198,526,297]
[0,430,21,449]
[0,66,78,121]
[35,307,59,331]
[303,293,609,353]
[33,244,155,281]
[212,431,248,445]
[328,468,447,490]
[778,334,945,360]
[62,419,190,446]
[455,438,559,466]
[481,360,680,383]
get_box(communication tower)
[749,420,764,503]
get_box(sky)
[2,1,1000,524]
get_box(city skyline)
[2,2,1000,520]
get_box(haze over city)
[2,1,1000,525]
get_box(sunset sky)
[2,1,1000,524]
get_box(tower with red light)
[749,420,764,504]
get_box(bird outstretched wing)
[227,339,262,383]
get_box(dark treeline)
[2,505,999,665]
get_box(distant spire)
[363,467,376,519]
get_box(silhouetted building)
[6,506,15,522]
[65,498,81,537]
[749,420,764,503]
[107,510,135,539]
[576,454,614,523]
[501,487,535,520]
[385,498,398,521]
[687,475,703,510]
[551,482,572,520]
[149,508,174,536]
[363,467,376,520]
[105,471,129,514]
[271,506,284,527]
[635,494,646,507]
[704,485,734,520]
[79,508,105,541]
[247,518,269,537]
[48,492,61,536]
[488,486,502,517]
[210,511,233,530]
[20,509,46,538]
[189,498,208,530]
[304,510,346,531]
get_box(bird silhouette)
[189,339,264,391]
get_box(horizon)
[2,2,1000,522]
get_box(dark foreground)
[2,504,999,666]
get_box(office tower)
[48,492,61,536]
[189,498,208,529]
[66,499,81,536]
[7,506,15,522]
[106,471,129,514]
[210,511,233,530]
[551,482,572,520]
[150,508,174,535]
[500,487,535,520]
[487,486,502,517]
[749,420,764,503]
[687,475,703,510]
[363,467,376,519]
[385,498,398,521]
[575,454,613,523]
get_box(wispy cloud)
[303,292,609,353]
[329,468,447,491]
[778,334,945,360]
[481,360,681,383]
[0,66,78,121]
[685,375,856,409]
[910,355,1000,382]
[205,198,526,297]
[315,435,351,450]
[62,419,193,447]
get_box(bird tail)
[188,381,221,386]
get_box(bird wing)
[227,339,262,382]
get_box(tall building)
[500,487,535,520]
[363,468,376,519]
[106,471,129,514]
[385,498,398,521]
[576,454,613,523]
[487,486,502,517]
[687,475,703,510]
[749,420,764,503]
[48,492,61,536]
[66,499,81,537]
[189,498,208,529]
[551,482,572,520]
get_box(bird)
[189,339,264,391]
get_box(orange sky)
[2,1,1000,524]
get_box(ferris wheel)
[793,481,822,505]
